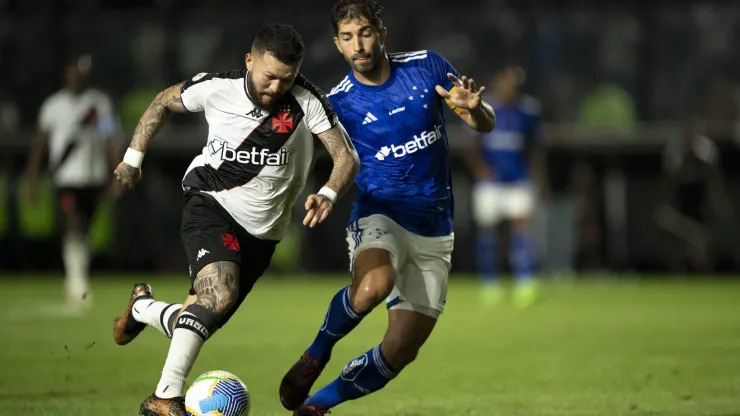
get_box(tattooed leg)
[192,261,239,319]
[154,261,240,399]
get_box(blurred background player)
[465,65,545,308]
[656,114,732,273]
[25,53,121,312]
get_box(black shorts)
[55,186,104,231]
[181,192,278,318]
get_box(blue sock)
[306,286,366,363]
[306,344,399,409]
[476,227,497,283]
[511,228,534,283]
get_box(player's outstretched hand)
[435,73,485,111]
[303,194,333,228]
[114,162,142,190]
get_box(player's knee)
[193,261,240,319]
[381,338,420,369]
[350,269,395,314]
[350,249,396,313]
[383,308,437,368]
[211,289,239,318]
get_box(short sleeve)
[426,50,460,92]
[180,72,214,113]
[38,98,54,133]
[694,136,719,165]
[297,75,338,135]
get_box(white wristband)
[123,148,145,168]
[318,186,337,204]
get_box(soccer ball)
[185,370,250,416]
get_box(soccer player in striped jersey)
[111,24,359,416]
[26,53,121,313]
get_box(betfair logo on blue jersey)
[375,124,443,161]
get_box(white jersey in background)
[662,134,719,182]
[179,70,338,240]
[38,88,116,187]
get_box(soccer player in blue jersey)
[279,1,495,414]
[465,65,545,308]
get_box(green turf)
[1,275,739,415]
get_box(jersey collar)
[348,56,398,92]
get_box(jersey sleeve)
[302,79,339,135]
[426,50,460,92]
[180,72,214,112]
[694,136,719,165]
[38,97,55,133]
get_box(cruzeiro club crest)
[340,354,368,381]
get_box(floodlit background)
[0,1,739,415]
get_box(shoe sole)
[113,284,152,345]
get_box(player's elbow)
[477,123,495,134]
[470,120,494,134]
[342,148,360,179]
[350,149,361,175]
[478,110,496,133]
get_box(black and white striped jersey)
[38,88,116,187]
[180,69,338,240]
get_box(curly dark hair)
[331,0,384,33]
[251,24,304,65]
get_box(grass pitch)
[1,275,739,415]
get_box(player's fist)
[114,162,142,190]
[303,194,333,228]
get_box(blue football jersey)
[328,50,460,237]
[475,95,541,183]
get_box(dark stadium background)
[0,0,738,275]
[0,2,739,415]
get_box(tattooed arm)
[114,83,188,190]
[318,123,360,198]
[303,123,360,228]
[128,83,188,151]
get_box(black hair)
[331,0,384,34]
[251,24,304,65]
